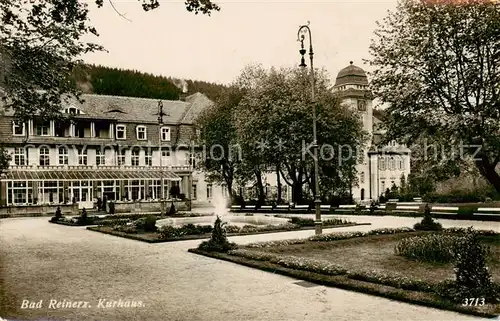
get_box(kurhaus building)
[0,92,213,211]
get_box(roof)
[3,169,181,181]
[335,61,368,86]
[1,92,213,125]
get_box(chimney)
[179,80,188,101]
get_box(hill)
[71,64,227,102]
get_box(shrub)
[290,217,315,227]
[114,224,137,234]
[198,216,237,252]
[135,215,157,232]
[439,228,500,304]
[77,208,92,225]
[395,234,461,263]
[168,202,176,215]
[414,205,442,231]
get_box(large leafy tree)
[369,0,500,191]
[234,66,365,203]
[196,86,244,200]
[0,0,219,173]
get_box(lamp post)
[158,100,165,216]
[297,22,322,235]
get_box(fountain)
[156,187,289,228]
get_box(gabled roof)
[0,92,213,125]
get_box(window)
[145,149,152,166]
[38,181,63,204]
[161,149,170,165]
[116,124,126,140]
[13,122,25,136]
[58,147,68,165]
[96,148,105,166]
[379,157,386,171]
[39,146,50,166]
[131,149,140,166]
[207,184,213,199]
[192,184,197,200]
[360,172,365,184]
[7,181,33,205]
[124,180,145,201]
[136,126,147,140]
[36,122,50,136]
[389,157,395,170]
[78,148,87,165]
[161,127,171,141]
[118,149,126,166]
[381,181,386,193]
[148,180,161,199]
[13,148,26,166]
[65,107,80,115]
[188,153,196,168]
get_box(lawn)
[190,228,500,317]
[259,232,500,285]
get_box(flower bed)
[87,218,368,243]
[190,227,500,317]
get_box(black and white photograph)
[0,0,499,320]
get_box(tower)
[334,62,373,202]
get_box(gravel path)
[0,215,498,321]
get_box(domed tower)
[334,61,373,136]
[334,62,374,203]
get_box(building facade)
[0,92,213,210]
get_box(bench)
[274,205,290,212]
[320,205,331,212]
[474,207,500,217]
[291,205,310,212]
[257,205,273,212]
[395,205,420,213]
[377,204,386,209]
[243,205,257,211]
[230,205,242,212]
[335,204,357,213]
[388,199,399,202]
[413,197,423,202]
[431,206,459,216]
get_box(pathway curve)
[0,215,498,321]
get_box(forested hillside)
[71,64,226,101]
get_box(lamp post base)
[314,199,322,235]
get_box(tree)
[369,0,500,192]
[234,66,365,204]
[1,0,219,124]
[196,86,244,201]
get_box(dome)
[335,61,368,86]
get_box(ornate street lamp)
[158,100,165,216]
[297,22,322,235]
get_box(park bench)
[320,205,331,213]
[243,205,257,212]
[474,207,500,217]
[413,197,423,202]
[230,205,242,212]
[395,205,420,213]
[388,199,399,203]
[431,206,459,216]
[377,204,386,210]
[335,204,357,213]
[257,205,273,212]
[274,205,290,213]
[291,204,310,212]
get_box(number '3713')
[462,298,485,306]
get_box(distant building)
[333,62,411,202]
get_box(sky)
[83,0,399,86]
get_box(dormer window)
[136,126,147,140]
[161,127,171,141]
[65,107,81,115]
[116,124,126,140]
[12,121,25,136]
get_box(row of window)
[12,147,195,167]
[12,122,172,141]
[378,156,405,171]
